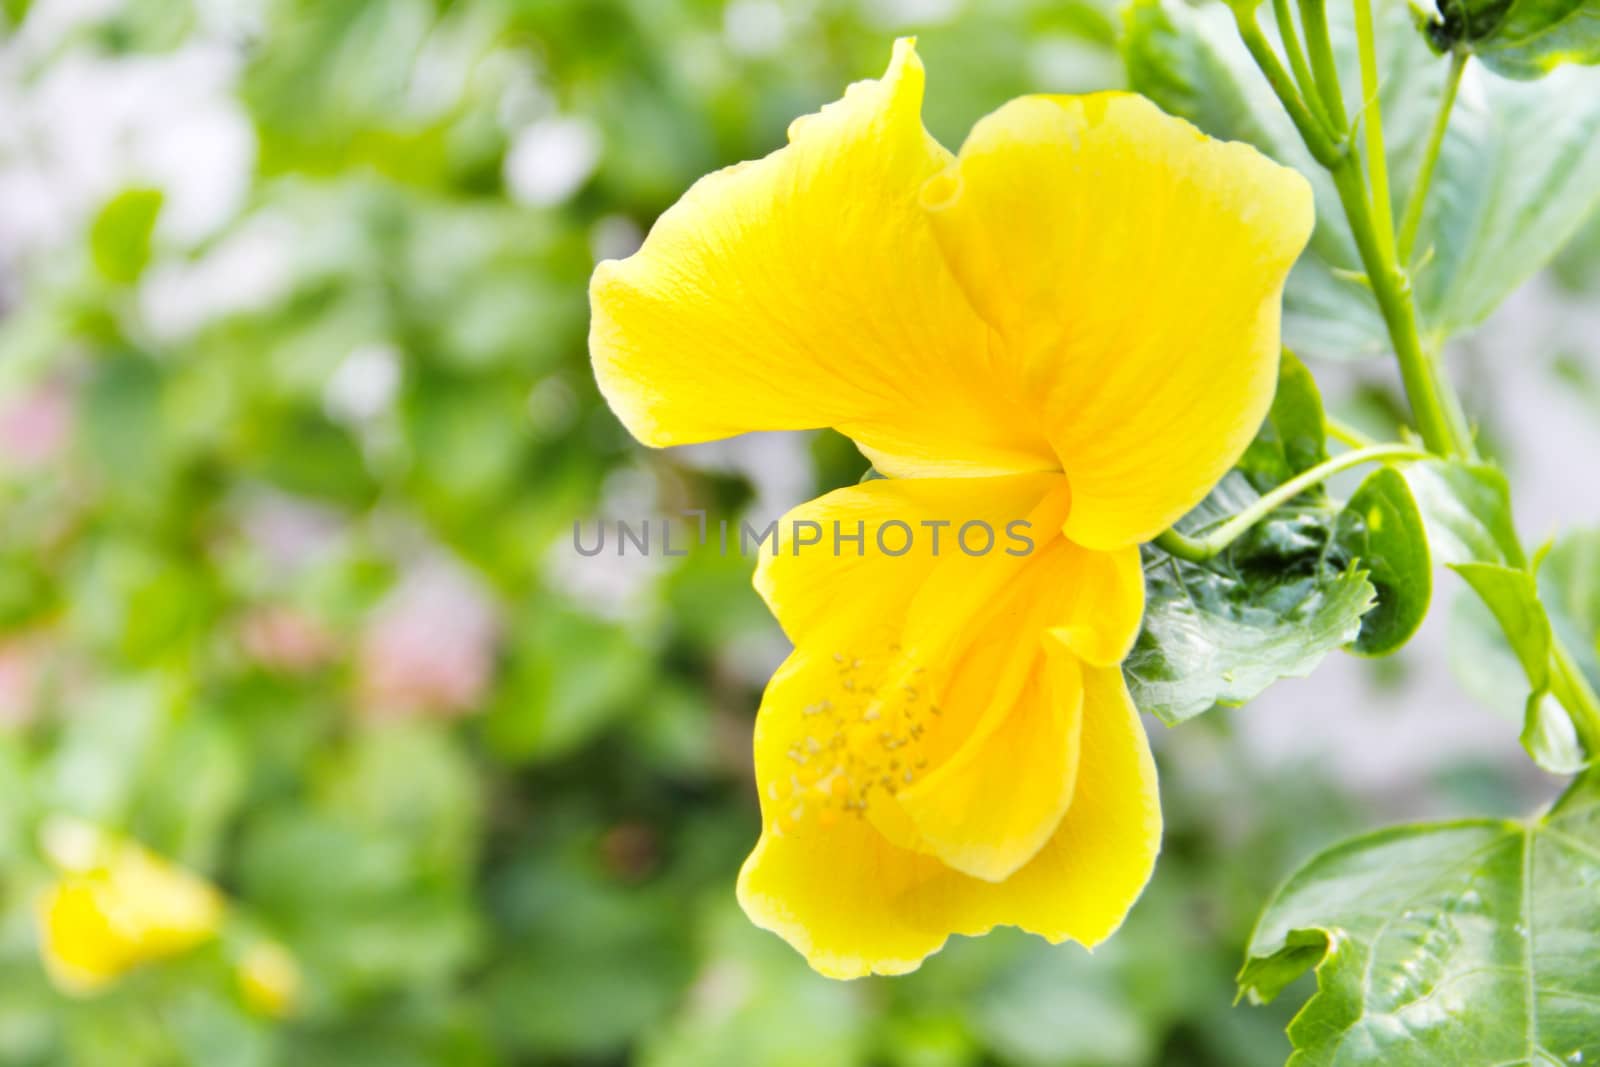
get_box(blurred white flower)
[236,490,346,573]
[504,116,601,207]
[494,52,553,131]
[722,626,791,689]
[5,0,123,60]
[0,40,254,275]
[598,464,660,518]
[1028,36,1123,95]
[139,211,297,342]
[545,464,667,620]
[589,213,643,262]
[546,534,666,622]
[325,343,402,425]
[673,432,813,518]
[865,0,960,29]
[408,4,503,119]
[723,0,790,57]
[189,0,264,39]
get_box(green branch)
[1231,6,1345,167]
[1298,0,1350,131]
[1230,5,1472,459]
[1272,0,1333,132]
[1153,443,1428,563]
[1327,156,1473,457]
[1352,0,1398,263]
[1398,50,1468,264]
[1325,414,1377,448]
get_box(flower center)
[766,647,941,833]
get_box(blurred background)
[0,0,1596,1064]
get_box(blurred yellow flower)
[589,39,1312,977]
[237,939,302,1018]
[34,817,225,994]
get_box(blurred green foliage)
[0,0,1560,1064]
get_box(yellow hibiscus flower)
[589,39,1313,978]
[34,817,225,994]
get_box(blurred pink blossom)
[0,634,48,728]
[0,381,72,468]
[356,563,499,721]
[238,607,337,675]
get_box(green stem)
[1231,7,1345,167]
[1298,0,1350,131]
[1232,0,1468,458]
[1398,50,1468,264]
[1153,443,1428,562]
[1552,635,1600,756]
[1328,156,1471,457]
[1325,414,1377,448]
[1273,0,1332,132]
[1352,0,1397,263]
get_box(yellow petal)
[238,940,302,1018]
[1042,542,1143,668]
[35,881,128,994]
[589,39,1053,475]
[920,93,1315,549]
[35,821,225,995]
[753,472,1071,649]
[927,664,1163,946]
[737,663,1160,978]
[893,642,1083,881]
[747,474,1145,882]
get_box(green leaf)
[1403,458,1525,567]
[1450,561,1596,771]
[483,852,693,1060]
[1240,350,1330,490]
[2,0,33,32]
[1453,562,1551,685]
[236,725,484,997]
[1520,691,1589,774]
[1128,355,1438,715]
[1127,352,1440,715]
[1554,202,1600,292]
[1239,774,1600,1065]
[483,599,654,763]
[1413,65,1600,349]
[1448,590,1538,718]
[1126,355,1401,723]
[89,187,164,284]
[80,353,170,500]
[1538,528,1600,692]
[1122,0,1600,360]
[1448,534,1600,771]
[1534,532,1600,771]
[1422,0,1600,79]
[1126,473,1377,724]
[1337,467,1432,656]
